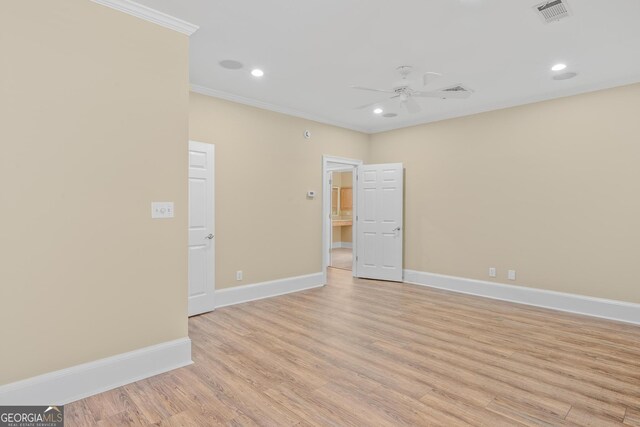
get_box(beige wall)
[0,1,189,385]
[341,226,353,244]
[340,172,353,244]
[370,83,640,303]
[332,226,342,244]
[189,93,369,289]
[331,172,342,188]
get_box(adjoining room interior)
[3,1,640,426]
[330,169,354,271]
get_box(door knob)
[205,233,214,240]
[393,226,401,232]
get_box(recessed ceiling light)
[251,69,264,77]
[551,63,567,71]
[373,108,383,115]
[219,60,243,70]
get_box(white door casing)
[188,141,215,316]
[356,163,404,282]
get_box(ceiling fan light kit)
[351,65,473,115]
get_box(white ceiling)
[135,0,640,133]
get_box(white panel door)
[188,141,215,316]
[356,163,404,282]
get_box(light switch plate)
[151,202,174,219]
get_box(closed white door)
[356,163,404,282]
[188,141,215,316]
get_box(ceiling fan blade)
[402,97,421,114]
[350,85,395,94]
[355,100,382,110]
[413,90,471,99]
[423,72,443,86]
[354,94,400,110]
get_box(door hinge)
[356,256,358,261]
[356,215,358,221]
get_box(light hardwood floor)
[66,268,640,426]
[330,248,352,271]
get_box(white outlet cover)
[489,268,496,278]
[508,270,516,280]
[151,202,174,219]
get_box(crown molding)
[91,0,199,36]
[193,74,640,135]
[190,84,371,134]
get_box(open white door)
[188,141,215,316]
[356,163,404,282]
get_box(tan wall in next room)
[340,226,353,244]
[339,171,353,244]
[370,83,640,304]
[332,226,342,244]
[331,171,353,244]
[189,93,369,289]
[0,0,189,385]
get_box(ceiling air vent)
[442,85,472,93]
[535,0,570,23]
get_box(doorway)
[330,169,354,271]
[188,141,216,316]
[322,156,362,283]
[322,156,405,284]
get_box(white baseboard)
[188,293,217,317]
[404,270,640,325]
[0,338,192,405]
[215,272,324,308]
[331,242,353,249]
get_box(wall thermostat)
[303,130,311,139]
[306,190,316,199]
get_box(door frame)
[188,140,216,316]
[322,155,363,283]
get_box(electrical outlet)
[236,270,243,281]
[489,267,496,278]
[508,270,516,281]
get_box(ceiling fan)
[351,66,472,114]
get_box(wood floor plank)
[566,406,626,426]
[263,384,367,427]
[368,339,572,418]
[485,397,572,427]
[82,387,139,423]
[65,268,640,426]
[625,408,640,426]
[65,399,97,426]
[95,409,147,427]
